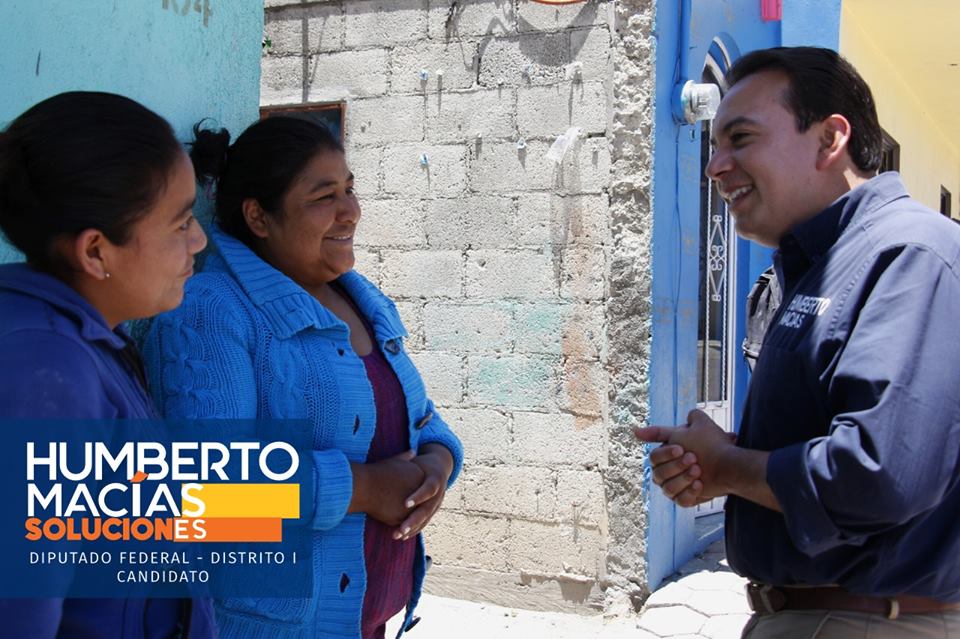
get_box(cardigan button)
[415,413,433,430]
[405,616,421,631]
[384,339,400,355]
[339,573,350,592]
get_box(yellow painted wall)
[841,7,960,217]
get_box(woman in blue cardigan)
[0,92,213,638]
[142,117,463,639]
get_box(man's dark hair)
[726,46,882,174]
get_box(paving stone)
[636,606,706,637]
[699,614,751,639]
[644,580,694,608]
[678,570,748,593]
[685,589,751,616]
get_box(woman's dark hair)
[0,91,182,269]
[190,116,344,248]
[726,47,883,174]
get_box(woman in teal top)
[143,117,463,639]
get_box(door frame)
[646,0,780,590]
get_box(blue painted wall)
[646,0,849,590]
[0,0,264,262]
[783,0,842,49]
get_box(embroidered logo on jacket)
[778,294,831,329]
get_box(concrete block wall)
[263,0,657,614]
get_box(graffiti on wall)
[162,0,212,28]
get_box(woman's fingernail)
[405,499,415,508]
[393,531,402,540]
[403,527,411,536]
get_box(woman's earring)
[104,272,111,279]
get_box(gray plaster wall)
[261,0,657,613]
[605,0,656,612]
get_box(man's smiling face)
[706,70,827,247]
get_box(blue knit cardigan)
[142,227,463,639]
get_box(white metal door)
[695,55,737,517]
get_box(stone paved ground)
[387,540,751,638]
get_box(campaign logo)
[778,294,831,330]
[25,440,300,544]
[1,420,314,598]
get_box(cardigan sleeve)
[142,281,354,531]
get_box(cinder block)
[442,472,466,510]
[558,359,607,418]
[556,136,611,195]
[441,407,511,464]
[510,411,605,469]
[354,198,426,248]
[264,4,344,56]
[346,95,424,145]
[346,146,382,198]
[344,0,427,48]
[515,193,610,246]
[561,245,606,300]
[380,249,463,298]
[516,82,607,138]
[467,354,556,410]
[261,55,305,106]
[570,26,611,83]
[512,302,604,360]
[478,33,568,87]
[352,248,380,286]
[425,89,515,144]
[392,300,424,350]
[465,249,557,299]
[461,465,557,519]
[507,519,603,577]
[555,469,606,527]
[427,0,516,40]
[306,49,390,99]
[424,511,510,571]
[423,302,513,352]
[408,350,463,406]
[391,41,478,94]
[510,302,569,356]
[516,0,612,32]
[468,140,556,193]
[424,195,518,249]
[382,144,468,198]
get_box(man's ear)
[56,229,112,280]
[242,198,271,239]
[816,114,853,171]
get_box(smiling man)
[637,47,960,638]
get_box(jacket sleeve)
[142,282,354,531]
[0,599,63,639]
[0,331,112,419]
[0,337,74,630]
[766,245,960,556]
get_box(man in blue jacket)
[637,47,960,637]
